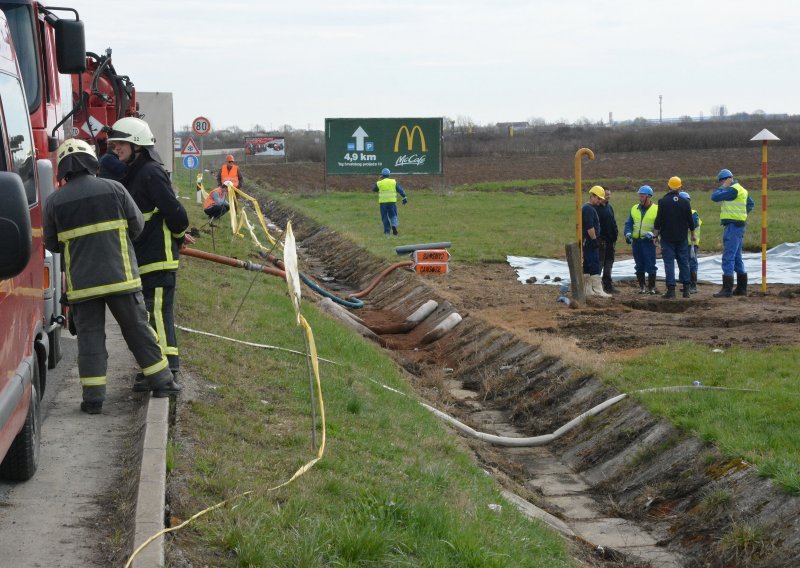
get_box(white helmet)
[107,117,155,146]
[56,138,97,164]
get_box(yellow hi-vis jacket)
[629,203,658,239]
[689,210,702,246]
[376,177,400,203]
[720,183,748,222]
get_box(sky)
[64,0,800,132]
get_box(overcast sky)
[66,0,799,132]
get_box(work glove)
[402,197,408,205]
[625,233,632,244]
[644,231,654,240]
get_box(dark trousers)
[204,204,229,219]
[599,240,616,285]
[632,239,658,275]
[661,239,690,287]
[379,202,399,234]
[143,280,179,371]
[582,241,601,275]
[71,292,172,403]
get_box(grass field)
[169,173,575,566]
[268,187,800,262]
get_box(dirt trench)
[264,199,800,567]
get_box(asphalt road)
[0,320,145,567]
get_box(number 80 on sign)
[192,116,212,136]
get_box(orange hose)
[181,247,286,279]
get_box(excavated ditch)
[265,199,800,567]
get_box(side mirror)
[37,159,56,204]
[0,172,33,279]
[54,19,86,74]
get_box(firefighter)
[203,182,230,219]
[711,169,754,297]
[373,168,407,235]
[679,191,702,293]
[624,186,659,294]
[216,154,243,189]
[107,117,194,388]
[42,139,181,414]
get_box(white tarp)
[508,242,800,286]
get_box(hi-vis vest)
[629,203,658,239]
[203,189,222,210]
[376,178,399,203]
[689,210,702,246]
[220,164,239,187]
[720,183,748,222]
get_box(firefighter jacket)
[43,173,144,303]
[121,154,189,277]
[217,164,242,188]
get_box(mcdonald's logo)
[394,125,427,152]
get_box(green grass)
[604,343,800,495]
[168,169,575,567]
[269,187,800,262]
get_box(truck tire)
[0,358,42,481]
[48,325,61,369]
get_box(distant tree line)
[178,114,800,162]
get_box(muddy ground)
[248,146,800,193]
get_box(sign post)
[181,136,202,186]
[750,128,780,293]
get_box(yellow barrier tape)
[125,221,323,568]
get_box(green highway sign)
[325,118,442,175]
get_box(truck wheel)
[47,325,61,370]
[0,358,42,481]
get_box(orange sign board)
[413,249,450,262]
[414,262,449,275]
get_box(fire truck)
[0,1,85,481]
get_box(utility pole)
[659,95,663,123]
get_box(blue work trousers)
[660,239,690,287]
[631,239,657,275]
[379,202,399,234]
[582,240,601,275]
[721,223,746,276]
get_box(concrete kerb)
[131,396,169,568]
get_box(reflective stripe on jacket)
[629,203,658,239]
[720,183,748,222]
[220,165,240,188]
[42,174,143,303]
[689,210,702,246]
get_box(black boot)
[714,274,734,298]
[637,272,647,294]
[81,385,105,414]
[603,279,620,294]
[662,286,676,299]
[732,273,748,296]
[647,274,657,295]
[681,286,691,298]
[690,272,698,294]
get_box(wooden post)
[565,243,585,303]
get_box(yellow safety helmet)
[56,138,96,164]
[668,176,682,190]
[589,185,606,200]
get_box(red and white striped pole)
[750,129,780,294]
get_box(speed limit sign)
[192,116,212,136]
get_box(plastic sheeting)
[508,242,800,286]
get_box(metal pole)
[761,141,768,293]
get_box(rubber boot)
[713,274,734,298]
[637,272,647,294]
[732,273,748,296]
[81,385,104,415]
[690,272,698,294]
[681,286,691,298]
[647,274,657,295]
[603,278,620,294]
[662,286,676,299]
[583,274,595,297]
[591,275,612,298]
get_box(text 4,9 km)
[343,152,376,162]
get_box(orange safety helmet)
[225,154,235,162]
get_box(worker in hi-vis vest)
[372,168,407,236]
[217,154,243,189]
[711,168,754,298]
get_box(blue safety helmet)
[679,191,691,200]
[637,185,654,196]
[381,168,391,176]
[717,168,733,181]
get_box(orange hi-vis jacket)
[220,164,240,188]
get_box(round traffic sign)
[183,155,199,170]
[192,116,212,136]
